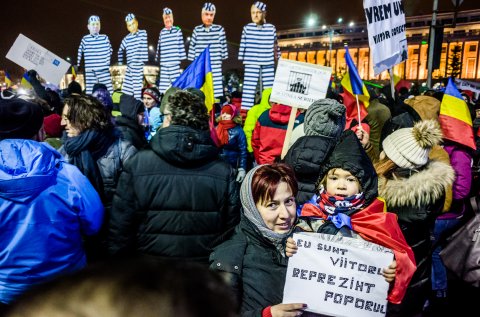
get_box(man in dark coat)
[108,90,240,264]
[115,93,148,150]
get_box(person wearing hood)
[243,88,272,153]
[108,90,240,264]
[216,104,248,183]
[287,130,416,307]
[283,98,346,205]
[210,163,307,317]
[0,94,103,310]
[251,102,304,164]
[142,87,162,140]
[374,120,455,316]
[116,93,149,149]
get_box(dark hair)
[63,94,113,132]
[6,259,237,317]
[168,90,209,130]
[251,163,298,205]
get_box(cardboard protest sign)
[6,34,70,85]
[455,78,480,99]
[283,232,393,317]
[363,0,408,76]
[270,59,332,110]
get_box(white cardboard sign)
[363,0,408,76]
[270,59,332,109]
[6,34,70,84]
[283,232,393,317]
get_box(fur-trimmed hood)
[378,160,455,208]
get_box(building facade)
[278,9,480,82]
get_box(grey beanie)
[304,98,346,139]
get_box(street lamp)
[306,14,317,28]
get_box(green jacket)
[243,88,272,152]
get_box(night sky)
[2,0,478,80]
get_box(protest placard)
[6,34,70,85]
[363,0,408,76]
[455,78,480,99]
[270,59,332,110]
[283,232,393,317]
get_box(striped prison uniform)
[239,23,280,110]
[118,30,148,100]
[188,24,228,97]
[77,34,113,94]
[155,26,186,94]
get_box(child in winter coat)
[216,104,248,183]
[286,130,416,306]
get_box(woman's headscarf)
[240,165,292,252]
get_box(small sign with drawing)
[271,59,332,109]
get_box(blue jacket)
[0,140,104,304]
[220,125,248,170]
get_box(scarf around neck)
[63,129,115,200]
[301,187,365,234]
[216,120,236,146]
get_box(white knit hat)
[382,120,443,169]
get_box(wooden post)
[280,106,298,160]
[388,68,396,101]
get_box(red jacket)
[252,104,304,164]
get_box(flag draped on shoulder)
[439,78,476,150]
[172,46,214,112]
[340,47,370,128]
[4,71,12,88]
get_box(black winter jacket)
[283,135,337,205]
[210,215,288,317]
[108,125,240,264]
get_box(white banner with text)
[283,232,393,317]
[363,0,408,75]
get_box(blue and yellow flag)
[4,71,12,88]
[172,46,214,111]
[71,66,76,81]
[21,72,33,89]
[340,46,370,128]
[439,78,476,150]
[341,46,370,107]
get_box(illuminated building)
[59,65,159,90]
[277,9,480,81]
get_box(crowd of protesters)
[2,66,480,317]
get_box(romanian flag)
[71,66,76,81]
[4,71,12,88]
[439,78,476,150]
[341,47,370,128]
[391,72,412,93]
[171,46,214,112]
[21,72,33,89]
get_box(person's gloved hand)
[236,168,246,183]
